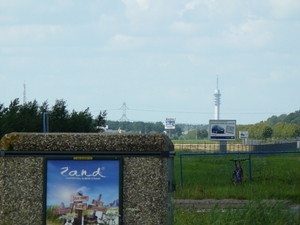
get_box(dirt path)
[175,199,300,211]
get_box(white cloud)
[178,0,200,16]
[122,0,150,11]
[223,18,273,49]
[0,0,30,8]
[169,21,199,35]
[103,34,146,50]
[0,14,15,23]
[248,71,286,86]
[178,0,243,20]
[184,36,219,53]
[269,0,300,19]
[0,24,65,44]
[121,0,170,32]
[136,0,150,10]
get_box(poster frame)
[43,155,123,225]
[208,119,236,141]
[165,118,176,129]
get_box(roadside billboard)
[165,118,176,129]
[239,131,249,139]
[209,120,236,141]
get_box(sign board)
[239,131,249,139]
[165,118,176,129]
[208,120,236,141]
[43,156,122,225]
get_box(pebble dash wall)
[0,133,174,225]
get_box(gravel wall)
[0,132,174,225]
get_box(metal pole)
[249,153,252,183]
[167,156,174,225]
[180,154,183,188]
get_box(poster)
[208,120,236,141]
[44,156,122,225]
[165,118,176,129]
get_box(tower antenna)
[214,75,221,120]
[23,81,26,105]
[119,101,129,121]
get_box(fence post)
[180,154,183,188]
[249,153,252,183]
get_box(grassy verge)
[174,152,300,202]
[175,202,300,225]
[173,152,300,224]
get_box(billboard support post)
[165,118,176,139]
[220,141,227,153]
[208,120,236,153]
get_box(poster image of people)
[44,157,122,225]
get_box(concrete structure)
[0,133,175,225]
[214,75,221,120]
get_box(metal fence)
[179,150,300,188]
[174,141,298,153]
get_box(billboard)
[209,120,236,141]
[165,118,176,129]
[239,131,249,139]
[43,156,122,225]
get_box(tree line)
[265,110,300,127]
[0,98,181,139]
[105,120,183,138]
[0,98,107,139]
[1,98,299,141]
[182,120,300,141]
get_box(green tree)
[247,123,272,140]
[185,130,197,140]
[1,98,22,134]
[266,114,287,126]
[198,128,208,139]
[273,122,300,140]
[49,99,70,132]
[153,122,164,133]
[284,110,300,126]
[260,124,273,141]
[69,110,94,132]
[132,121,145,133]
[18,100,41,132]
[94,110,108,132]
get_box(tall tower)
[214,75,221,120]
[23,81,26,105]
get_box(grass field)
[173,151,300,224]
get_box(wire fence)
[174,141,299,153]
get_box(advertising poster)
[209,120,236,141]
[239,131,249,139]
[44,157,122,225]
[165,118,176,129]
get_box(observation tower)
[214,76,221,120]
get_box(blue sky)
[1,0,299,125]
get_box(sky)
[1,0,299,125]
